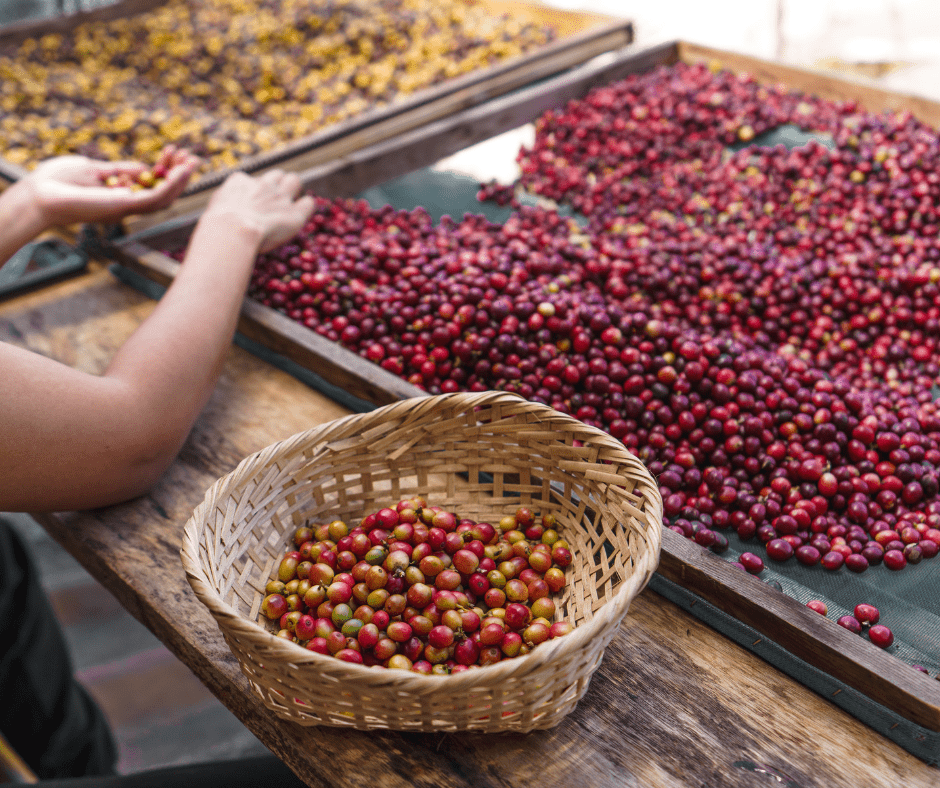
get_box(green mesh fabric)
[716,529,940,680]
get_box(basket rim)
[180,390,663,692]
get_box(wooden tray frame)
[0,0,633,234]
[105,40,940,737]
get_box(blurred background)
[545,0,940,101]
[6,0,939,101]
[443,0,940,180]
[6,0,940,102]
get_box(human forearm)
[112,171,312,419]
[0,168,311,512]
[103,214,262,458]
[0,218,262,513]
[94,172,312,493]
[0,181,52,265]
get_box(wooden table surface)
[2,260,938,788]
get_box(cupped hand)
[202,169,315,254]
[24,146,201,226]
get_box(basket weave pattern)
[181,391,663,732]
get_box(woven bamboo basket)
[181,391,663,732]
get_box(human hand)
[201,169,315,254]
[22,146,201,226]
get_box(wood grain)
[1,264,937,786]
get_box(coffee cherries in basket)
[261,497,573,674]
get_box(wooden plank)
[482,0,618,38]
[657,529,940,732]
[101,38,940,740]
[0,0,166,44]
[110,242,425,406]
[1,265,936,786]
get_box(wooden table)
[2,261,938,788]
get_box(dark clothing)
[0,518,309,788]
[0,517,117,779]
[36,756,310,788]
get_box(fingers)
[162,151,202,189]
[279,171,303,199]
[255,168,303,203]
[294,193,315,222]
[258,168,285,187]
[155,144,180,170]
[261,197,315,253]
[254,177,315,253]
[203,167,313,252]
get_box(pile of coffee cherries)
[260,498,573,673]
[164,61,940,668]
[0,0,554,169]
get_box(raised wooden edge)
[0,0,166,43]
[102,38,940,732]
[118,41,664,249]
[657,529,940,732]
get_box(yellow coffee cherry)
[0,0,557,173]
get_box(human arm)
[0,146,199,266]
[0,169,314,512]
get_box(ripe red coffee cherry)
[883,550,907,571]
[428,625,455,649]
[504,602,531,631]
[766,538,794,562]
[844,553,869,573]
[738,552,764,574]
[837,616,862,635]
[262,593,288,620]
[853,604,880,627]
[795,545,821,566]
[868,625,894,649]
